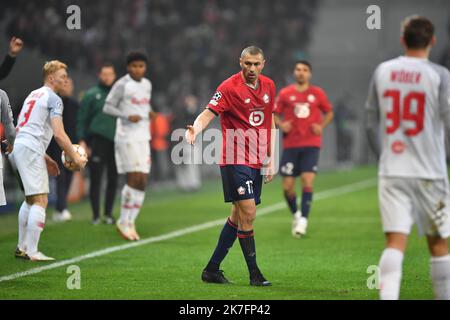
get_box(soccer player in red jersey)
[185,46,276,286]
[274,61,334,238]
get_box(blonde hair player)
[10,60,87,261]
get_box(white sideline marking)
[0,178,376,283]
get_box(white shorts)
[115,140,151,174]
[10,143,49,196]
[379,177,450,238]
[0,170,6,206]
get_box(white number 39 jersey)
[366,56,450,179]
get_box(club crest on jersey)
[263,93,270,104]
[294,103,310,119]
[289,96,296,101]
[391,140,406,154]
[245,98,251,104]
[237,186,246,195]
[307,94,316,103]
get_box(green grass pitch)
[0,166,436,299]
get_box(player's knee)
[240,215,255,228]
[428,237,449,257]
[301,176,314,188]
[28,196,48,208]
[239,208,256,225]
[282,180,295,194]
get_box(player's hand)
[79,140,91,157]
[73,153,88,170]
[9,37,24,57]
[311,123,323,136]
[128,115,142,123]
[1,140,13,155]
[263,161,275,184]
[279,120,293,133]
[185,125,196,145]
[45,156,61,177]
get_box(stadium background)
[0,0,449,300]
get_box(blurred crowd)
[4,0,317,115]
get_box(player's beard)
[296,78,306,85]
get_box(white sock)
[119,185,133,225]
[25,205,46,256]
[431,255,450,300]
[129,188,145,224]
[379,248,404,300]
[18,201,31,250]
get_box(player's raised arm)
[0,89,15,152]
[185,108,216,145]
[365,71,381,158]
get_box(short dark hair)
[295,60,312,71]
[99,62,115,72]
[401,16,434,49]
[241,46,265,59]
[126,51,148,65]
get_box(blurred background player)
[186,46,276,286]
[0,89,15,206]
[78,63,118,225]
[47,77,79,223]
[103,52,154,241]
[366,16,450,300]
[9,60,87,261]
[274,61,333,237]
[0,37,23,81]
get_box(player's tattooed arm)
[185,108,216,145]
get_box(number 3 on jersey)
[384,90,425,136]
[17,100,36,129]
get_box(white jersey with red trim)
[366,56,450,179]
[103,74,152,142]
[14,86,63,155]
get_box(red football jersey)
[207,72,276,169]
[275,84,332,148]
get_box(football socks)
[18,201,30,251]
[431,254,450,300]
[301,187,313,219]
[283,191,298,215]
[238,229,258,273]
[206,218,238,271]
[25,205,46,256]
[379,248,404,300]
